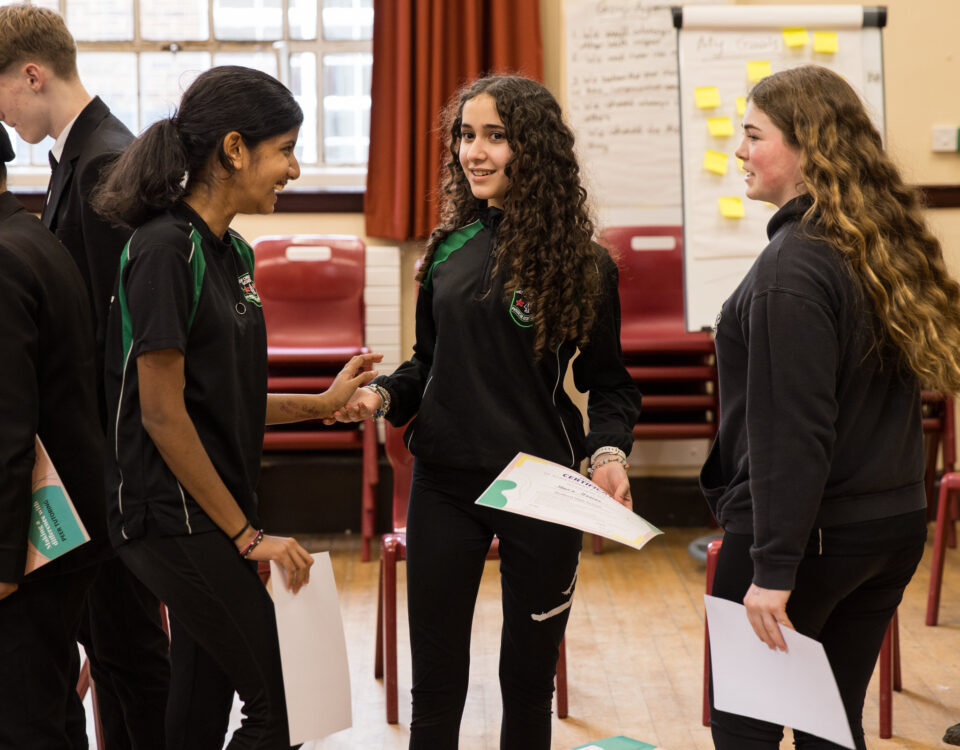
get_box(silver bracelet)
[362,383,391,419]
[586,455,629,479]
[590,446,627,465]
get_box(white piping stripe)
[554,348,575,467]
[115,346,132,532]
[177,482,193,534]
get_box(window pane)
[288,0,317,41]
[322,53,370,164]
[78,52,138,134]
[289,52,318,165]
[2,123,53,169]
[139,52,210,128]
[212,53,277,78]
[141,0,209,41]
[0,0,58,10]
[67,0,133,41]
[213,0,281,41]
[322,0,373,41]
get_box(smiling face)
[236,126,301,214]
[735,101,804,208]
[458,93,513,208]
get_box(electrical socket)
[932,125,958,152]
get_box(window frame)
[5,0,372,194]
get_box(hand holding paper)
[476,453,660,550]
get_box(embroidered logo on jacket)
[509,289,533,328]
[237,273,262,307]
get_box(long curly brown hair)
[418,75,601,357]
[750,65,960,393]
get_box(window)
[2,0,373,189]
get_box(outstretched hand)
[743,583,794,651]
[323,353,382,417]
[326,387,383,424]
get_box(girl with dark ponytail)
[97,66,380,748]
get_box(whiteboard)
[675,5,886,331]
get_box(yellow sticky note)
[747,60,772,83]
[707,117,734,137]
[703,150,728,175]
[719,197,745,218]
[737,158,745,172]
[736,97,747,117]
[814,31,838,54]
[694,86,721,109]
[782,28,809,47]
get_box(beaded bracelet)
[230,520,251,543]
[590,446,627,465]
[362,383,391,419]
[239,529,264,558]
[586,455,629,479]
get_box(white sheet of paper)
[475,453,661,549]
[704,595,854,748]
[271,552,352,744]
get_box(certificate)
[476,453,661,550]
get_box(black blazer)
[0,191,108,583]
[42,96,134,375]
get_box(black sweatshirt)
[700,197,926,590]
[375,207,641,473]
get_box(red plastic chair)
[254,235,378,561]
[702,538,901,738]
[597,227,718,553]
[374,423,568,724]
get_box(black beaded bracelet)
[240,529,264,559]
[230,521,251,543]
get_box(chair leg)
[879,617,893,739]
[926,434,941,523]
[556,636,568,719]
[374,559,384,679]
[361,423,379,563]
[382,538,400,724]
[703,538,722,728]
[892,610,901,692]
[592,534,603,555]
[927,474,960,625]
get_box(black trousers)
[78,554,170,750]
[118,532,295,750]
[406,461,582,750]
[709,520,925,750]
[0,564,97,750]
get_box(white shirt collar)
[50,110,83,163]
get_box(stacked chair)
[253,235,379,561]
[598,226,718,552]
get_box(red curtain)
[364,0,543,241]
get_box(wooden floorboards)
[244,527,960,749]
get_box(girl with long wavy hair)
[701,64,960,749]
[336,75,641,749]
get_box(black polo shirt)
[105,203,267,546]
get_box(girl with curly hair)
[701,64,960,749]
[337,75,641,748]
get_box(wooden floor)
[240,526,960,749]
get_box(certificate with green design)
[24,437,90,574]
[573,737,662,750]
[476,453,661,550]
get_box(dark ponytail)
[92,118,187,229]
[92,65,303,229]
